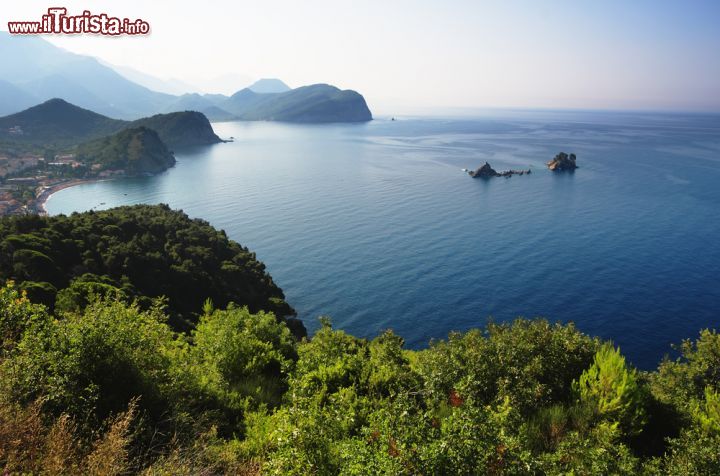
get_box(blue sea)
[45,111,720,369]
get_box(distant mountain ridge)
[248,78,291,94]
[0,32,373,123]
[0,32,174,119]
[220,84,372,123]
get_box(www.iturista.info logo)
[8,7,150,35]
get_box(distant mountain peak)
[39,97,72,107]
[248,78,291,94]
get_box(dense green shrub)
[191,304,298,409]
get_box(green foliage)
[54,274,130,314]
[651,329,720,418]
[0,282,49,357]
[0,204,300,334]
[191,306,297,408]
[2,298,185,430]
[523,402,595,453]
[0,263,719,475]
[693,386,720,435]
[647,428,720,475]
[18,280,57,307]
[414,319,600,415]
[537,422,639,474]
[574,343,646,435]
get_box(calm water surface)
[46,111,720,369]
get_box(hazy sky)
[3,0,720,113]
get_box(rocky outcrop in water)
[467,162,531,179]
[547,152,577,171]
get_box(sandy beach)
[36,179,98,215]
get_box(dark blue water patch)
[46,111,720,370]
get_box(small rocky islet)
[547,152,578,171]
[465,162,531,178]
[465,152,577,179]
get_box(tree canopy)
[0,204,299,333]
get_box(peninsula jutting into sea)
[1,2,719,474]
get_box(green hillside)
[0,98,124,147]
[223,84,372,123]
[75,127,176,175]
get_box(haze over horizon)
[2,0,720,114]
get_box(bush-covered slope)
[0,204,297,332]
[0,206,718,474]
[0,287,719,474]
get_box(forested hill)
[75,127,176,175]
[130,111,224,148]
[0,204,301,334]
[0,98,222,151]
[0,98,123,146]
[222,84,372,123]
